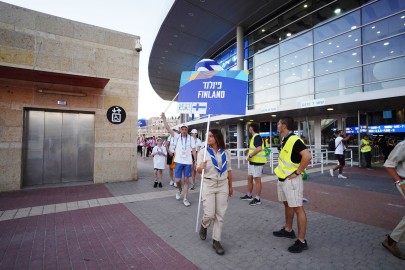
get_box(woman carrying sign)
[196,129,233,255]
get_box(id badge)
[181,150,187,158]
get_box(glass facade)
[213,0,405,111]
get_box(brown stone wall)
[0,2,140,191]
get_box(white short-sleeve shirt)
[173,134,196,165]
[334,137,345,155]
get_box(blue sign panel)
[138,119,147,127]
[345,124,405,134]
[178,70,248,115]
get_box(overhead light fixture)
[271,114,277,117]
[37,89,86,97]
[239,118,244,121]
[334,8,341,14]
[327,108,334,111]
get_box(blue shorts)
[175,163,192,179]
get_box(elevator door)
[23,110,94,186]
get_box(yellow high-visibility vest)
[249,134,266,164]
[275,135,302,179]
[361,139,372,153]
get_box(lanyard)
[181,136,187,150]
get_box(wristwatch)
[394,180,405,186]
[294,170,300,175]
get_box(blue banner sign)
[178,70,248,115]
[345,124,405,134]
[138,119,147,127]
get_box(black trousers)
[362,152,372,168]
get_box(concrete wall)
[0,2,140,191]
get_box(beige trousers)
[391,185,405,243]
[201,178,229,241]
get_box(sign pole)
[154,92,180,125]
[195,114,211,232]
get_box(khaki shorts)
[277,176,304,207]
[248,164,263,178]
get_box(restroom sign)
[107,105,126,124]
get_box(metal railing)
[230,147,353,174]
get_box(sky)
[2,0,178,119]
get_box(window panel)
[254,73,279,91]
[315,67,362,92]
[315,86,362,98]
[254,46,279,67]
[364,78,405,92]
[314,10,360,42]
[254,59,279,79]
[363,56,405,83]
[280,31,313,56]
[314,29,361,59]
[362,12,405,43]
[280,47,313,70]
[280,78,314,99]
[362,0,405,25]
[315,48,361,76]
[363,34,405,64]
[280,63,314,85]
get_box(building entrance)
[22,110,94,187]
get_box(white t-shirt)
[191,137,202,152]
[152,146,167,170]
[173,134,196,165]
[167,135,176,153]
[334,137,345,155]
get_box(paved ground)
[1,156,405,269]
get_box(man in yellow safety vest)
[240,122,266,206]
[273,117,312,253]
[360,134,372,169]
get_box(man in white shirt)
[382,140,405,260]
[330,130,351,178]
[162,112,196,207]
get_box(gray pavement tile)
[119,176,405,270]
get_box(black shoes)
[249,198,261,206]
[240,194,253,200]
[213,240,225,255]
[199,224,207,240]
[154,181,162,188]
[288,239,308,253]
[273,227,296,239]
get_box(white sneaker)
[338,174,347,179]
[176,191,181,200]
[183,199,190,207]
[169,180,174,186]
[329,169,334,177]
[173,182,178,188]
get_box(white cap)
[191,129,198,134]
[180,124,188,129]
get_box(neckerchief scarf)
[206,146,227,176]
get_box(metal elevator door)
[23,110,94,186]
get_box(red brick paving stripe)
[235,177,404,230]
[0,184,113,211]
[0,204,198,270]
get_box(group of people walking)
[150,113,405,259]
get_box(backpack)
[328,139,335,151]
